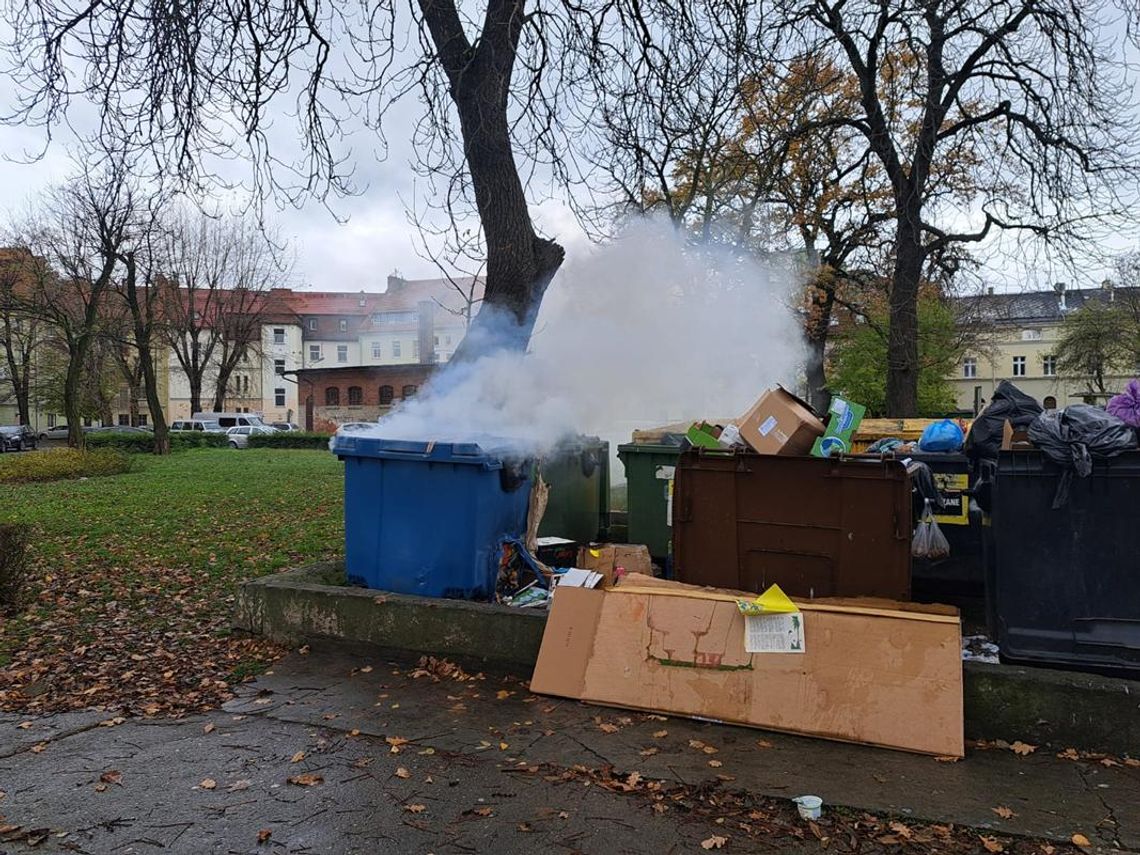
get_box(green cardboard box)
[811,397,867,457]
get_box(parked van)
[192,412,269,430]
[170,419,224,433]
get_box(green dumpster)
[538,437,610,544]
[617,442,682,561]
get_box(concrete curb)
[236,564,1140,756]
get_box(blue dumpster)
[331,435,534,598]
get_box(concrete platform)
[235,563,1140,756]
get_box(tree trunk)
[140,343,169,454]
[14,365,31,427]
[63,341,86,450]
[805,328,832,415]
[212,365,231,412]
[189,375,202,417]
[885,215,924,417]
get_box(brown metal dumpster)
[672,450,912,599]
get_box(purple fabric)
[1107,379,1140,428]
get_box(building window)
[1043,355,1057,376]
[371,342,383,359]
[83,417,92,427]
[379,385,394,405]
[274,359,286,375]
[434,335,440,346]
[413,339,420,359]
[47,413,56,428]
[348,386,363,405]
[402,384,418,398]
[119,414,130,426]
[273,328,285,345]
[275,387,286,407]
[137,414,147,426]
[325,387,340,406]
[309,344,321,362]
[963,358,977,379]
[339,319,348,332]
[337,344,348,363]
[372,311,418,326]
[308,318,318,331]
[393,340,402,358]
[1012,356,1026,377]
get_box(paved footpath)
[0,645,1136,854]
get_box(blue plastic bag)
[918,419,965,453]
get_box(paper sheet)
[744,612,805,654]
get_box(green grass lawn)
[0,448,345,715]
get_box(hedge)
[247,431,333,450]
[86,431,230,452]
[0,448,132,484]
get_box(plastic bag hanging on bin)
[912,499,950,560]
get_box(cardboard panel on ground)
[530,574,963,757]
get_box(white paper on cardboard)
[558,568,604,589]
[758,415,778,437]
[744,613,806,653]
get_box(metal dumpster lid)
[329,434,530,464]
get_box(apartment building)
[951,284,1138,413]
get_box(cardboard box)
[531,574,964,757]
[811,396,867,457]
[576,543,654,586]
[738,387,825,456]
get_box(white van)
[192,412,269,430]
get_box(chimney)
[387,272,406,293]
[1102,278,1115,302]
[986,286,995,296]
[358,289,367,308]
[417,300,435,365]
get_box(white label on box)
[744,613,805,654]
[758,415,778,437]
[655,465,676,481]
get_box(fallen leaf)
[1010,741,1036,756]
[500,742,509,750]
[287,773,323,787]
[558,811,570,819]
[199,778,217,790]
[418,747,435,755]
[889,822,913,839]
[425,775,434,784]
[625,771,642,789]
[639,747,659,757]
[701,835,728,850]
[227,780,251,792]
[16,722,32,730]
[349,729,361,737]
[702,745,718,755]
[755,740,773,749]
[203,723,215,734]
[386,736,409,753]
[934,755,961,763]
[298,645,310,655]
[993,806,1016,819]
[496,690,512,700]
[360,666,373,673]
[646,714,668,721]
[353,757,374,768]
[404,804,426,813]
[257,829,272,843]
[651,802,667,814]
[597,723,619,734]
[99,770,123,786]
[716,774,735,782]
[688,740,706,749]
[1042,846,1055,855]
[1125,758,1140,767]
[290,751,306,763]
[29,743,47,754]
[517,822,534,832]
[0,824,20,834]
[1071,833,1091,849]
[472,806,494,817]
[1100,757,1119,767]
[395,767,411,779]
[653,730,668,738]
[94,783,107,792]
[979,835,1005,853]
[1057,748,1081,761]
[708,760,723,768]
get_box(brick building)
[294,364,436,431]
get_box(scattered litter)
[794,795,823,820]
[962,635,1000,664]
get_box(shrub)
[247,431,333,450]
[86,431,230,453]
[0,448,132,484]
[0,522,31,613]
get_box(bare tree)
[0,249,44,425]
[1,0,622,355]
[762,0,1140,415]
[7,171,135,448]
[159,213,285,416]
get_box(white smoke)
[367,219,807,461]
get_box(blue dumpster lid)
[330,434,528,466]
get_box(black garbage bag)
[964,380,1042,464]
[1027,405,1138,508]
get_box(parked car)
[271,422,302,432]
[170,419,225,434]
[226,425,278,448]
[0,425,38,452]
[38,424,74,440]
